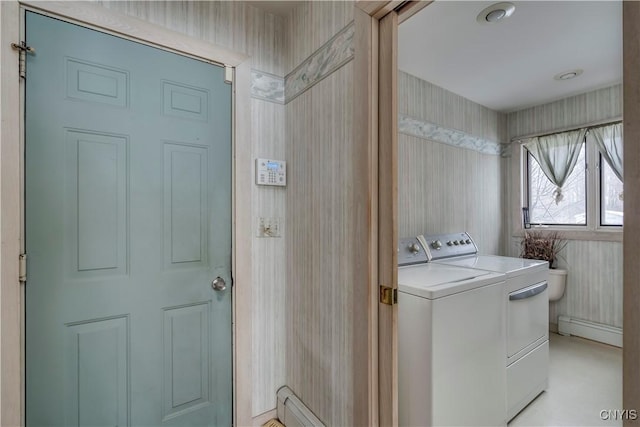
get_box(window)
[523,122,623,229]
[601,154,623,226]
[527,144,586,225]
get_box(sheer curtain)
[588,122,623,182]
[524,128,587,204]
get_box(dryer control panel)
[398,237,429,266]
[420,232,478,260]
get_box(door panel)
[64,316,129,427]
[25,12,232,426]
[163,303,211,420]
[164,143,209,268]
[67,129,128,276]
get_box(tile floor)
[509,333,623,427]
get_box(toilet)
[548,268,568,301]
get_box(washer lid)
[398,263,505,299]
[434,255,548,277]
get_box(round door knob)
[408,243,421,254]
[211,277,226,291]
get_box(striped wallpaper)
[284,2,357,426]
[504,84,623,329]
[398,71,505,254]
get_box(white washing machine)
[398,237,507,427]
[421,232,549,420]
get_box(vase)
[548,268,567,302]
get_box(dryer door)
[507,281,548,360]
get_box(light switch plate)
[257,217,281,238]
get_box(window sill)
[513,226,622,242]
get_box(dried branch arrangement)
[520,230,567,269]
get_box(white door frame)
[0,2,253,425]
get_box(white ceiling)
[398,1,622,113]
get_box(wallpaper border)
[251,69,285,104]
[399,114,503,156]
[284,21,355,103]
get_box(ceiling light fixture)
[554,69,584,81]
[476,2,516,24]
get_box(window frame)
[598,151,624,228]
[525,141,588,227]
[513,131,622,242]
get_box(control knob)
[447,241,453,246]
[408,243,421,254]
[431,240,442,250]
[466,239,472,244]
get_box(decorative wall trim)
[285,22,355,102]
[251,70,284,104]
[399,114,502,156]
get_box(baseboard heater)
[276,386,325,427]
[558,315,622,348]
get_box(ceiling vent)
[476,2,516,24]
[554,69,584,81]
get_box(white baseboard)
[277,386,325,427]
[558,316,622,348]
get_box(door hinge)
[379,285,397,306]
[19,253,27,283]
[224,65,233,84]
[11,41,35,80]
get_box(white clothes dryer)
[421,232,549,420]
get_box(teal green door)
[25,12,232,426]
